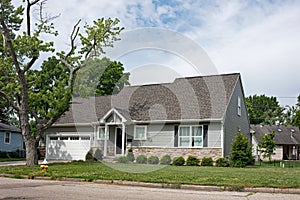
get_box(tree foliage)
[246,95,284,125]
[229,132,253,168]
[0,0,123,166]
[73,57,129,97]
[258,131,276,161]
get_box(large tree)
[0,0,123,166]
[246,95,284,125]
[73,57,130,97]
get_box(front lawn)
[0,161,300,188]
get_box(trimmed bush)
[148,156,159,165]
[172,156,185,166]
[160,154,171,165]
[94,148,103,161]
[136,155,147,164]
[126,149,135,162]
[85,150,94,161]
[215,157,230,167]
[186,155,200,166]
[201,157,213,166]
[117,156,128,163]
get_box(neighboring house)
[45,73,250,161]
[0,122,23,152]
[251,125,300,161]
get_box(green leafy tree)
[229,132,253,168]
[246,95,284,124]
[291,95,300,128]
[258,131,276,161]
[73,57,130,97]
[0,0,123,166]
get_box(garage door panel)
[46,135,91,160]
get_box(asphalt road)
[0,177,300,200]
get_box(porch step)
[102,156,118,163]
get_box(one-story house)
[251,124,300,160]
[0,122,23,153]
[45,73,250,161]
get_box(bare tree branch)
[0,20,21,73]
[26,0,40,35]
[65,19,81,58]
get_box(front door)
[115,128,125,155]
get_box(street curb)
[1,174,300,194]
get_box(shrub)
[136,155,147,164]
[201,157,213,166]
[94,148,103,161]
[186,155,200,166]
[126,149,135,162]
[85,150,94,161]
[148,156,159,165]
[215,158,230,167]
[117,156,128,163]
[160,154,171,165]
[229,132,254,168]
[172,156,185,166]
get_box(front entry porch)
[103,124,126,157]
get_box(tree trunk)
[24,136,39,166]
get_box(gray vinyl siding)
[223,76,250,157]
[131,124,174,147]
[0,131,23,152]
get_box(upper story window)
[134,125,147,140]
[4,132,10,144]
[179,125,203,147]
[98,126,106,140]
[237,96,241,116]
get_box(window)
[134,125,147,140]
[179,126,203,147]
[81,136,90,140]
[60,136,69,140]
[98,127,106,140]
[237,96,241,116]
[70,136,79,140]
[4,132,10,144]
[49,136,58,140]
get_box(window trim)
[134,125,147,140]
[178,125,203,148]
[237,96,241,116]
[4,132,10,144]
[97,126,106,140]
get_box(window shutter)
[203,125,208,147]
[174,125,178,147]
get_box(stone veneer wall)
[128,147,222,161]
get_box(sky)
[30,0,300,106]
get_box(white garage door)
[46,135,91,160]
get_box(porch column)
[104,124,108,157]
[121,123,125,156]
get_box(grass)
[0,158,26,162]
[0,161,300,188]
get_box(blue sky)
[33,0,300,106]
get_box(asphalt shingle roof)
[251,124,300,145]
[55,73,240,125]
[0,122,21,132]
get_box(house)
[251,124,300,160]
[45,73,250,161]
[0,122,23,153]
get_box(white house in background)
[45,73,250,161]
[251,124,300,161]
